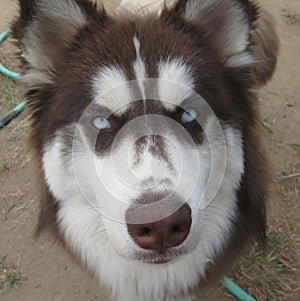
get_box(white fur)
[42,133,81,203]
[117,0,177,15]
[158,59,195,110]
[92,65,133,114]
[133,36,147,101]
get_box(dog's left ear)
[169,0,279,86]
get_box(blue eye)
[181,109,197,124]
[93,116,111,130]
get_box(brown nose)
[126,203,192,254]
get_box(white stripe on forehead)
[133,36,146,101]
[92,65,132,114]
[158,59,195,111]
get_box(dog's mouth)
[132,249,187,264]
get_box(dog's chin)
[129,249,189,265]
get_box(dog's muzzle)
[126,193,192,255]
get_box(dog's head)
[14,0,277,286]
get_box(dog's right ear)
[13,0,108,90]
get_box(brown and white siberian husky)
[12,0,278,300]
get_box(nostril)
[171,224,182,233]
[138,227,152,236]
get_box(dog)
[12,0,279,300]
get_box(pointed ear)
[13,0,106,89]
[172,0,279,85]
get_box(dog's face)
[36,2,246,263]
[14,0,277,295]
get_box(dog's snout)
[126,202,192,254]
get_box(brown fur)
[250,8,279,86]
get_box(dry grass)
[282,8,300,24]
[225,229,299,301]
[217,230,299,301]
[0,72,29,173]
[0,256,27,291]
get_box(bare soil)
[0,1,299,301]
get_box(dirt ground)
[0,0,299,301]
